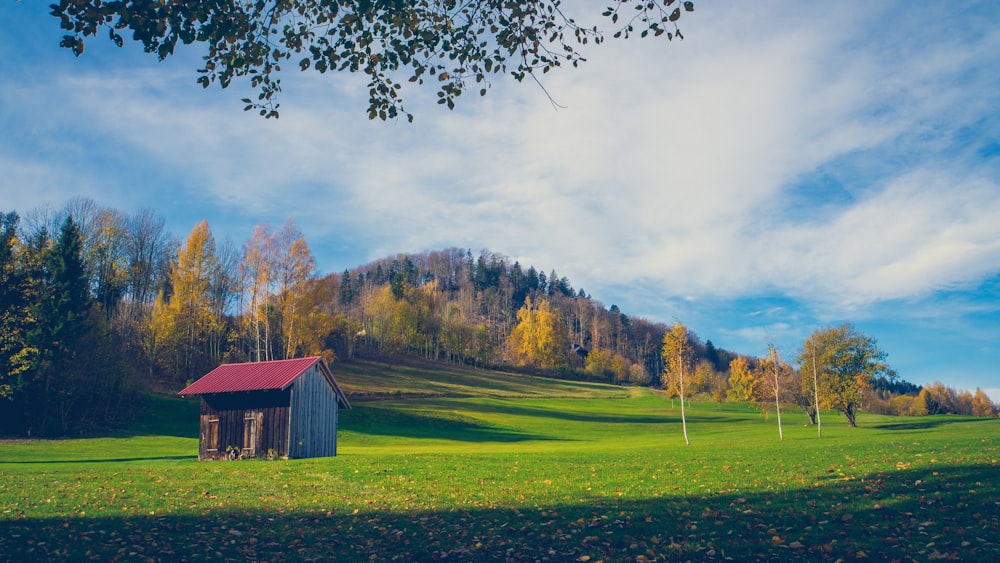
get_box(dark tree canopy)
[48,0,695,119]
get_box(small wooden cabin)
[178,357,350,460]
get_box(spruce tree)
[0,212,26,402]
[25,217,93,435]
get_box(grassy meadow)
[2,360,998,561]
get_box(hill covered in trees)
[1,199,995,436]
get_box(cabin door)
[242,410,264,458]
[201,416,220,459]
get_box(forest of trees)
[660,321,998,442]
[2,199,997,436]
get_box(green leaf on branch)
[46,0,694,120]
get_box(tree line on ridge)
[1,199,996,436]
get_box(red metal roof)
[178,357,323,396]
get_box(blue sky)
[2,1,998,400]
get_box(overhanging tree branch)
[47,0,695,120]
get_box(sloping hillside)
[333,357,634,401]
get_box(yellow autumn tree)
[88,208,129,318]
[972,389,997,418]
[239,219,317,361]
[282,277,338,360]
[144,290,170,379]
[440,303,479,364]
[157,220,223,382]
[909,389,932,416]
[240,223,275,361]
[405,281,445,358]
[508,297,569,370]
[662,322,694,446]
[690,360,717,395]
[585,348,614,379]
[727,355,758,404]
[362,285,412,355]
[610,354,630,384]
[704,362,728,406]
[277,233,316,360]
[888,394,915,416]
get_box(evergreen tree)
[704,339,721,371]
[547,270,559,296]
[0,212,28,401]
[510,261,528,308]
[22,218,94,435]
[339,270,354,305]
[525,266,540,292]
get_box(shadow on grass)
[116,394,200,439]
[2,455,197,465]
[55,394,199,441]
[1,463,996,561]
[415,398,741,426]
[338,358,627,399]
[342,405,559,443]
[342,400,751,444]
[870,416,998,431]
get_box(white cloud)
[4,0,1000,396]
[3,0,998,308]
[765,170,1000,306]
[0,154,82,211]
[983,388,1000,404]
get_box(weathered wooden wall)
[198,390,291,460]
[288,364,340,459]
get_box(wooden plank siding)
[182,357,348,461]
[288,364,340,459]
[199,390,291,460]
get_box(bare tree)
[758,344,791,441]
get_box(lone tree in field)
[756,344,793,441]
[797,324,890,429]
[47,0,695,120]
[662,322,695,446]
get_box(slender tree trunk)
[812,351,822,438]
[680,367,690,446]
[770,351,784,441]
[774,391,783,441]
[104,374,118,419]
[285,304,296,359]
[252,291,262,362]
[40,369,52,436]
[264,313,272,361]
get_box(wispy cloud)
[766,170,1000,306]
[2,0,998,390]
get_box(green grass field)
[2,360,998,561]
